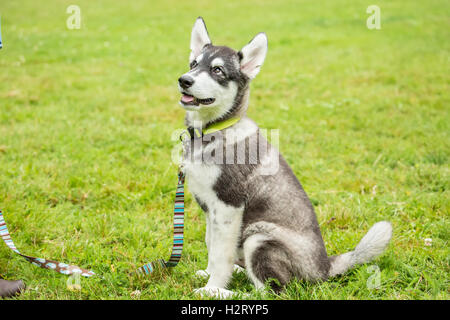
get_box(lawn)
[0,0,448,300]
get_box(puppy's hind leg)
[243,233,294,293]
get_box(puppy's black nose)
[178,75,194,89]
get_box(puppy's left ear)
[238,32,268,79]
[190,17,211,63]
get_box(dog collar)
[185,117,241,140]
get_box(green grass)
[0,0,448,300]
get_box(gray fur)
[180,18,393,296]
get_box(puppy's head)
[178,17,268,124]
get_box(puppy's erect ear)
[190,17,211,63]
[238,33,268,79]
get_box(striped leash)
[0,210,95,277]
[0,169,186,277]
[136,169,186,274]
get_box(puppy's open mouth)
[180,93,215,106]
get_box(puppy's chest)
[182,140,219,200]
[184,161,221,199]
[182,141,237,216]
[184,160,244,238]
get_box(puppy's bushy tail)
[328,221,392,277]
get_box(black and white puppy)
[178,17,392,298]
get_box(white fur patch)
[243,234,270,289]
[194,286,237,299]
[190,18,211,63]
[196,53,204,63]
[240,33,268,79]
[211,57,224,67]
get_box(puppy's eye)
[212,66,223,75]
[190,60,198,69]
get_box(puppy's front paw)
[194,286,235,299]
[195,270,210,279]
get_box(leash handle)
[0,211,95,277]
[137,169,186,274]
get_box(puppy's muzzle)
[178,75,194,89]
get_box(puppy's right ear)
[190,17,211,63]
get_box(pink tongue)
[181,94,194,103]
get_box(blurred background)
[0,0,448,299]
